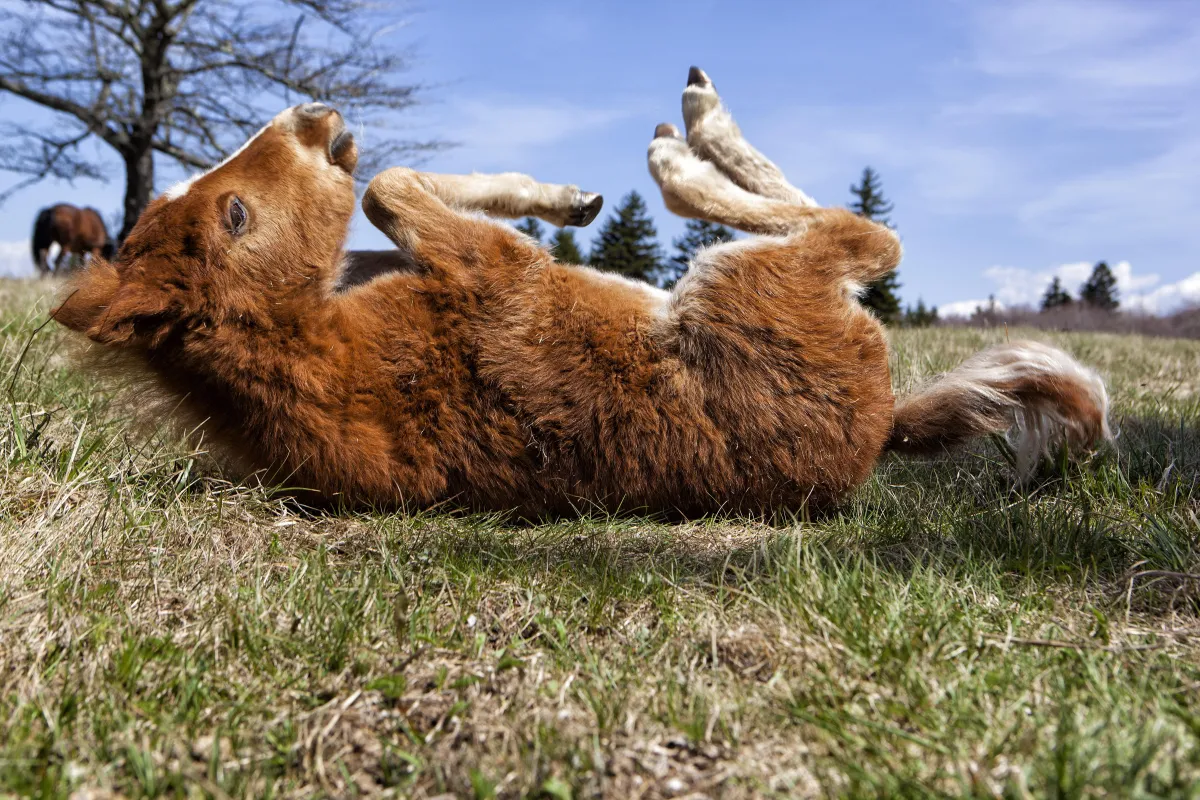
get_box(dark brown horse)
[31,204,115,276]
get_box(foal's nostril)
[297,102,333,119]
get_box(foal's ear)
[52,260,120,336]
[52,259,174,346]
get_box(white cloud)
[0,240,34,278]
[1017,137,1200,244]
[1125,272,1200,314]
[947,0,1200,249]
[975,1,1190,83]
[435,98,638,171]
[944,259,1200,316]
[905,144,1019,212]
[978,260,1157,308]
[754,2,1200,237]
[940,299,1004,319]
[752,107,1026,215]
[968,0,1200,125]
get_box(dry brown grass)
[948,302,1200,339]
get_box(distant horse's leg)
[405,172,604,229]
[80,209,111,264]
[54,246,70,275]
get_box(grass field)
[2,277,1199,798]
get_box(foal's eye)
[225,196,249,236]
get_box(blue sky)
[2,0,1198,314]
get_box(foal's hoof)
[654,122,683,140]
[687,66,712,88]
[569,191,604,227]
[682,66,720,129]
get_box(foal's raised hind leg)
[681,67,816,207]
[646,68,900,508]
[648,124,822,237]
[647,67,900,283]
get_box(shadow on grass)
[1112,412,1200,495]
[22,401,1200,613]
[313,412,1200,617]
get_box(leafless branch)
[0,0,439,237]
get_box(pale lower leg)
[416,172,604,229]
[681,67,817,207]
[648,124,821,236]
[362,168,495,257]
[362,167,552,289]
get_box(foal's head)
[54,104,358,347]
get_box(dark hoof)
[687,66,711,87]
[568,192,604,227]
[297,102,334,119]
[654,122,683,140]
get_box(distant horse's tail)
[32,207,54,274]
[887,340,1111,477]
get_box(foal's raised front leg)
[362,166,573,291]
[362,167,603,286]
[362,168,510,262]
[415,172,604,228]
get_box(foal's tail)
[887,341,1111,476]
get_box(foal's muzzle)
[290,102,358,174]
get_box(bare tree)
[0,0,439,241]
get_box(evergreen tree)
[515,216,545,243]
[1080,261,1119,310]
[848,166,894,224]
[549,228,584,264]
[1041,276,1073,310]
[848,166,902,323]
[588,191,663,282]
[655,219,736,288]
[903,299,939,327]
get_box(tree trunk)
[119,146,155,244]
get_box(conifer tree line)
[514,190,733,287]
[519,174,1120,324]
[1040,262,1120,312]
[515,167,932,325]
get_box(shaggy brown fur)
[51,75,1111,517]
